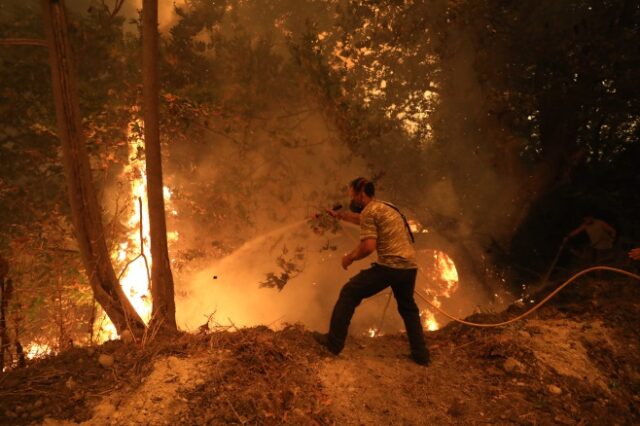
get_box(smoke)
[85,0,397,334]
[95,0,509,334]
[178,222,352,331]
[138,0,187,30]
[175,223,468,335]
[64,0,186,32]
[430,18,528,247]
[168,107,382,332]
[111,0,187,31]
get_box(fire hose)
[413,266,640,328]
[338,222,639,329]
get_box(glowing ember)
[368,327,383,338]
[408,219,420,233]
[25,343,52,360]
[95,319,118,342]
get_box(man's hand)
[341,253,353,270]
[629,247,640,260]
[329,210,361,225]
[341,239,375,270]
[326,208,341,219]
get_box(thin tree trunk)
[142,0,177,332]
[0,258,9,372]
[41,0,145,335]
[507,97,580,237]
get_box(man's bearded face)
[348,187,365,213]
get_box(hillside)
[0,275,638,426]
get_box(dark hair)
[349,177,375,197]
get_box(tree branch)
[101,0,126,18]
[0,38,47,47]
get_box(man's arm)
[598,220,617,238]
[566,223,586,239]
[342,238,376,270]
[327,209,360,225]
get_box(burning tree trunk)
[41,0,145,335]
[142,0,177,332]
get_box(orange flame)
[420,251,459,331]
[25,343,52,360]
[367,250,459,335]
[434,251,458,296]
[119,121,153,324]
[94,118,177,341]
[422,309,439,332]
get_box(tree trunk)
[530,96,580,193]
[0,256,9,372]
[142,0,177,332]
[41,0,145,335]
[507,95,580,239]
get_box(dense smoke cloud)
[178,223,378,332]
[78,0,501,333]
[170,109,374,331]
[100,0,504,333]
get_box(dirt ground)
[0,275,638,425]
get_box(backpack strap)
[381,202,415,244]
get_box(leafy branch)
[259,245,305,291]
[307,209,341,236]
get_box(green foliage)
[461,0,640,162]
[307,211,341,236]
[260,245,305,291]
[0,2,135,346]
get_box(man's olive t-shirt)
[360,200,417,269]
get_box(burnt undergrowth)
[0,274,637,425]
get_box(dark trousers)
[327,264,428,358]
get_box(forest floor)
[0,275,639,426]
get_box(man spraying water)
[313,177,430,366]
